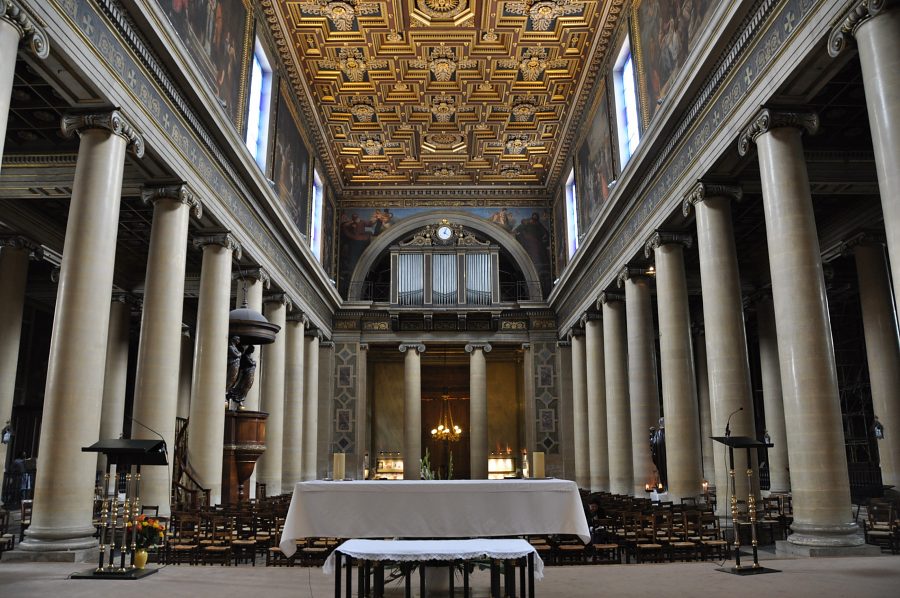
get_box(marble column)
[282,312,307,491]
[131,185,200,517]
[831,4,900,308]
[582,314,608,491]
[256,294,290,494]
[756,295,790,493]
[176,328,193,420]
[466,343,491,479]
[600,292,632,495]
[301,330,321,480]
[400,343,425,480]
[0,236,39,490]
[97,295,133,472]
[684,182,758,505]
[853,241,900,489]
[0,2,48,168]
[645,232,703,501]
[693,330,718,494]
[739,108,860,550]
[20,111,143,557]
[569,329,590,489]
[618,267,661,496]
[234,268,268,412]
[187,231,241,505]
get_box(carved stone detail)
[579,312,601,328]
[234,267,271,289]
[264,293,294,311]
[682,181,743,216]
[737,108,819,157]
[616,265,648,288]
[286,311,309,326]
[464,343,492,353]
[1,1,50,58]
[60,110,146,158]
[192,231,243,260]
[142,183,203,219]
[597,291,624,307]
[398,343,426,354]
[0,234,42,260]
[828,0,891,57]
[644,232,693,258]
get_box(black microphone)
[126,415,168,458]
[724,407,743,438]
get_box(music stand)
[711,435,779,576]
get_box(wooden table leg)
[419,563,426,598]
[528,553,535,598]
[404,564,411,598]
[449,560,455,597]
[335,552,342,598]
[375,563,384,598]
[347,556,353,597]
[490,559,500,598]
[464,561,470,598]
[357,557,364,597]
[519,557,526,598]
[505,559,515,598]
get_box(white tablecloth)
[323,538,544,579]
[280,479,589,557]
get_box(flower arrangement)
[128,514,166,550]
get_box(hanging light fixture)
[431,392,462,442]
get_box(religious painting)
[273,85,311,234]
[155,0,250,127]
[633,0,715,123]
[575,79,615,235]
[552,192,568,277]
[321,186,337,277]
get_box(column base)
[3,546,100,563]
[775,540,881,558]
[13,528,100,563]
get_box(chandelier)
[431,393,462,442]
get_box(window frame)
[564,168,579,259]
[612,36,641,167]
[245,38,273,169]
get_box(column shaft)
[0,244,29,487]
[570,333,589,488]
[757,296,790,493]
[176,331,193,419]
[97,298,131,469]
[282,317,305,491]
[584,318,608,491]
[694,332,717,486]
[603,299,632,495]
[301,334,320,480]
[0,19,18,166]
[401,345,423,480]
[468,345,489,479]
[257,299,287,493]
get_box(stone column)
[97,295,133,472]
[600,292,632,495]
[645,232,703,501]
[739,108,861,551]
[853,240,900,489]
[693,330,718,492]
[234,268,268,411]
[582,314,608,491]
[176,328,193,420]
[684,182,758,505]
[756,295,790,493]
[187,231,241,505]
[0,236,39,489]
[131,185,200,517]
[0,2,48,168]
[831,4,900,307]
[399,343,425,480]
[618,267,661,496]
[256,293,291,494]
[569,329,589,488]
[301,330,321,480]
[282,312,307,491]
[20,111,143,558]
[466,343,491,479]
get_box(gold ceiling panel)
[269,0,620,193]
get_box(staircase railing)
[172,416,210,510]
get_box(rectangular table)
[279,479,590,558]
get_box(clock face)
[437,225,453,241]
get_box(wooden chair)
[696,512,729,561]
[590,542,621,564]
[265,531,294,566]
[19,499,32,543]
[864,503,897,554]
[167,512,200,565]
[199,514,232,565]
[0,509,15,553]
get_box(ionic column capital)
[264,293,293,311]
[359,343,370,351]
[565,328,583,340]
[579,312,602,328]
[841,231,887,254]
[320,340,335,349]
[644,231,693,258]
[616,265,649,288]
[61,110,145,158]
[399,343,426,354]
[192,231,242,260]
[465,343,492,354]
[682,181,743,216]
[557,340,571,348]
[522,342,532,350]
[286,311,309,326]
[111,292,141,307]
[1,1,49,58]
[829,0,895,57]
[0,234,42,259]
[141,183,203,219]
[737,108,819,156]
[305,328,323,341]
[234,266,270,288]
[598,291,625,308]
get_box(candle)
[333,453,346,480]
[533,451,545,479]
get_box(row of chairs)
[863,500,900,554]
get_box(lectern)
[710,435,779,576]
[74,439,168,580]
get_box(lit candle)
[333,453,346,480]
[645,483,651,492]
[533,451,545,479]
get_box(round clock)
[437,225,453,241]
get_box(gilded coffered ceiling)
[265,0,623,197]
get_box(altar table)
[279,479,590,558]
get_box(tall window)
[565,168,579,258]
[310,169,324,261]
[613,37,641,166]
[245,39,273,168]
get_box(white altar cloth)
[323,538,544,579]
[279,479,590,557]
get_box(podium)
[710,435,779,576]
[73,439,168,580]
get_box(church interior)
[1,0,899,595]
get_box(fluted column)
[569,329,590,488]
[756,295,790,493]
[131,185,200,517]
[466,343,491,479]
[600,292,632,495]
[582,314,608,491]
[187,231,241,505]
[235,268,268,411]
[21,111,144,556]
[739,108,860,550]
[0,2,48,168]
[97,295,133,472]
[256,294,290,494]
[684,182,758,505]
[645,232,703,501]
[301,330,321,480]
[618,267,661,496]
[693,330,717,491]
[282,312,307,491]
[831,3,900,308]
[853,240,900,489]
[400,343,425,480]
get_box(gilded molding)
[0,234,42,260]
[644,231,693,258]
[1,1,50,59]
[192,231,243,260]
[681,181,743,217]
[60,110,146,158]
[597,291,624,307]
[737,108,819,156]
[141,183,203,219]
[828,0,892,57]
[464,343,492,353]
[398,343,426,354]
[264,292,294,311]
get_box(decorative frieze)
[60,110,145,158]
[141,183,203,219]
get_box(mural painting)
[633,0,715,122]
[273,85,311,235]
[575,79,615,235]
[156,0,249,127]
[321,187,336,278]
[552,192,568,277]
